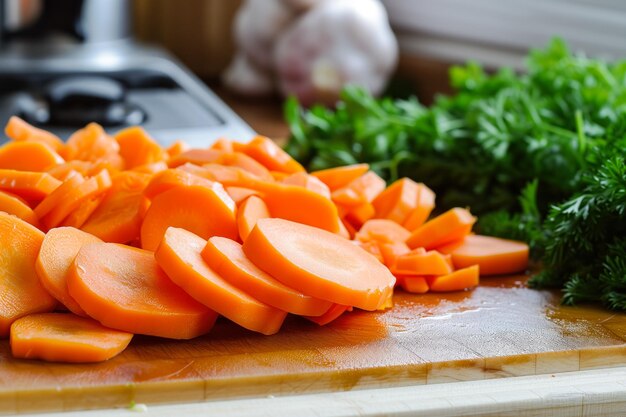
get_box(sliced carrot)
[168,148,223,168]
[5,116,65,152]
[242,136,304,174]
[437,234,529,275]
[10,313,133,363]
[143,168,213,200]
[179,163,263,188]
[34,172,85,220]
[47,160,112,180]
[399,276,430,294]
[343,202,376,229]
[114,126,167,169]
[282,172,331,198]
[403,184,436,231]
[68,242,217,339]
[140,183,238,251]
[356,219,411,244]
[304,304,352,326]
[166,140,190,158]
[35,227,102,315]
[62,194,105,229]
[310,164,370,191]
[392,250,453,276]
[378,241,411,268]
[331,171,386,207]
[64,123,124,169]
[210,138,235,152]
[372,178,420,224]
[377,292,394,310]
[428,265,480,292]
[155,227,287,335]
[237,195,270,241]
[0,191,40,227]
[131,161,168,175]
[81,171,151,243]
[243,218,396,311]
[0,212,56,338]
[0,169,61,201]
[41,169,112,230]
[270,171,290,181]
[225,186,261,205]
[406,207,476,250]
[353,240,384,263]
[0,141,64,171]
[202,237,332,316]
[219,152,274,181]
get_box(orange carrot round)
[356,219,411,244]
[310,164,370,191]
[34,172,85,220]
[202,236,332,316]
[392,250,453,276]
[0,169,61,201]
[140,183,238,251]
[225,186,261,205]
[403,183,436,231]
[0,212,56,338]
[67,242,217,339]
[237,195,270,241]
[155,227,287,335]
[428,265,480,292]
[143,169,213,200]
[35,227,102,315]
[10,313,133,363]
[0,141,64,171]
[243,218,396,311]
[5,116,65,152]
[0,191,41,227]
[242,136,304,174]
[437,235,529,275]
[281,172,331,198]
[304,304,352,326]
[398,276,430,294]
[406,207,476,250]
[372,178,420,224]
[114,126,167,169]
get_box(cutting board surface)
[2,275,626,414]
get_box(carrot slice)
[41,169,112,230]
[168,148,224,168]
[0,191,40,227]
[437,235,529,275]
[392,250,453,276]
[372,178,420,224]
[225,186,261,205]
[143,168,213,200]
[35,227,102,315]
[5,116,65,152]
[356,219,411,244]
[34,173,85,220]
[403,184,436,231]
[282,172,331,198]
[243,218,396,311]
[237,195,270,241]
[242,136,304,174]
[202,237,332,316]
[62,194,105,229]
[0,141,64,171]
[428,265,480,292]
[406,207,476,250]
[343,202,376,229]
[155,227,287,335]
[81,171,151,243]
[0,169,61,201]
[0,213,56,337]
[114,126,167,169]
[64,123,124,169]
[331,171,386,207]
[10,313,133,363]
[140,183,238,251]
[47,160,113,180]
[210,138,235,152]
[270,171,290,181]
[378,241,411,268]
[398,276,430,294]
[166,140,190,158]
[310,164,370,192]
[131,161,168,175]
[68,242,217,339]
[219,152,274,181]
[353,240,384,263]
[304,304,352,326]
[179,163,262,188]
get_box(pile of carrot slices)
[0,117,529,363]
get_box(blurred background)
[1,0,625,140]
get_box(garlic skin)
[224,0,398,105]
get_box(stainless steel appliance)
[0,0,254,145]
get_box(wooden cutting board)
[2,275,626,415]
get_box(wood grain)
[1,275,626,414]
